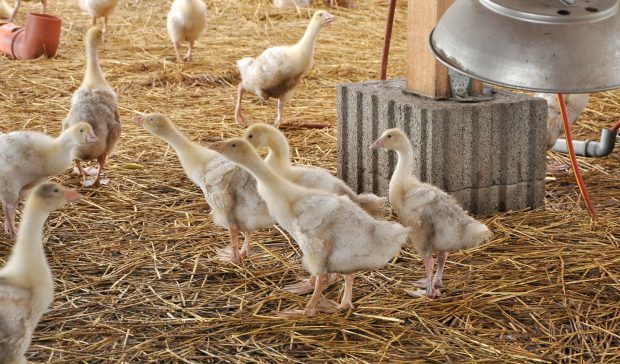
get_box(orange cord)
[611,119,620,131]
[557,93,598,219]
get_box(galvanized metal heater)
[431,0,620,93]
[429,0,620,217]
[338,0,548,216]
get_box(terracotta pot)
[0,13,61,60]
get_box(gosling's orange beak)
[133,115,145,126]
[370,137,385,149]
[86,131,98,143]
[325,12,336,24]
[207,141,227,154]
[64,189,82,202]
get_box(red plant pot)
[0,13,61,60]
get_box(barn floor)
[1,0,619,362]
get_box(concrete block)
[337,78,547,215]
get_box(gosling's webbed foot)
[216,245,243,264]
[283,279,315,295]
[73,166,99,176]
[338,300,355,311]
[316,297,339,313]
[4,221,16,240]
[546,162,571,175]
[235,112,246,126]
[404,287,441,298]
[239,244,258,259]
[82,178,110,188]
[276,298,339,317]
[273,116,283,127]
[411,277,443,289]
[4,224,16,240]
[276,308,310,317]
[83,166,100,175]
[282,273,339,295]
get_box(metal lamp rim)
[429,28,620,94]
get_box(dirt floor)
[0,0,619,362]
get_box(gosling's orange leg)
[338,273,355,310]
[8,0,20,21]
[173,41,182,63]
[235,85,245,125]
[81,154,109,187]
[406,255,441,298]
[305,273,339,315]
[239,231,253,258]
[274,98,284,127]
[183,40,194,63]
[73,160,87,176]
[411,251,447,289]
[217,224,242,264]
[278,273,339,317]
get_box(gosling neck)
[393,142,416,184]
[3,200,52,285]
[48,131,82,171]
[239,153,289,191]
[264,134,292,175]
[158,126,197,157]
[55,130,79,153]
[81,37,108,90]
[294,20,321,56]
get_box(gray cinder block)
[337,78,547,216]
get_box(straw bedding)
[0,0,619,362]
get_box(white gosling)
[167,0,207,63]
[209,138,409,316]
[78,0,120,38]
[0,182,81,363]
[371,129,493,298]
[534,93,590,174]
[0,123,96,239]
[63,27,121,188]
[235,10,335,126]
[4,0,47,22]
[134,113,274,264]
[243,123,388,294]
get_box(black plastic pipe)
[552,128,618,157]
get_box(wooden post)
[407,0,454,98]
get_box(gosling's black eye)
[232,143,236,148]
[54,188,59,193]
[248,134,253,139]
[80,129,84,132]
[387,135,392,138]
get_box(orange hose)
[380,0,397,80]
[611,119,620,131]
[557,93,597,219]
